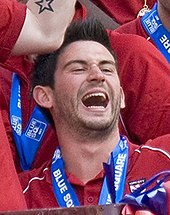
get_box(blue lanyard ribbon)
[10,73,49,170]
[141,3,170,63]
[51,136,128,207]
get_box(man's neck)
[158,3,170,32]
[56,127,120,184]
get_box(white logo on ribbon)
[52,149,61,164]
[25,118,47,141]
[11,115,22,136]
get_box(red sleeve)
[0,0,26,63]
[108,31,170,145]
[90,0,155,24]
[0,109,27,210]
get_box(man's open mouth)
[82,92,109,108]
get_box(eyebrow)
[63,60,87,69]
[63,60,116,69]
[99,60,116,66]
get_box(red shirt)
[19,135,170,209]
[0,0,26,63]
[108,31,170,145]
[0,110,27,211]
[90,0,156,24]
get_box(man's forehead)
[60,40,114,60]
[65,40,110,49]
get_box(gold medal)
[137,0,151,17]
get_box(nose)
[87,65,105,83]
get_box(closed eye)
[101,68,115,75]
[72,67,87,73]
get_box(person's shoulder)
[108,30,150,50]
[107,29,169,65]
[141,134,170,158]
[114,17,141,34]
[128,134,170,159]
[145,134,170,147]
[127,135,170,174]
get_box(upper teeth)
[84,93,106,100]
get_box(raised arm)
[12,0,77,55]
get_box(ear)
[33,85,53,109]
[120,87,125,109]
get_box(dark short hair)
[31,18,115,91]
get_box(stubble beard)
[77,99,121,141]
[54,94,121,142]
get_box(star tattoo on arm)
[35,0,54,14]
